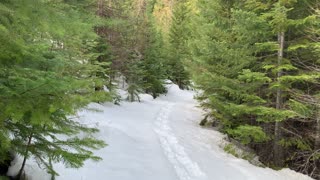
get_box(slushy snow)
[8,84,313,180]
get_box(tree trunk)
[314,101,320,171]
[274,32,285,167]
[97,0,105,17]
[96,0,105,35]
[17,133,33,179]
[49,156,55,180]
[315,103,320,150]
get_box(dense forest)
[0,0,319,179]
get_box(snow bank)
[8,83,313,180]
[7,155,50,179]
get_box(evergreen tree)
[85,37,114,103]
[141,26,167,98]
[0,0,108,177]
[248,0,319,168]
[123,0,168,100]
[166,0,191,89]
[125,57,144,102]
[189,0,320,176]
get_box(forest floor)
[8,84,312,180]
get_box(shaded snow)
[8,84,313,180]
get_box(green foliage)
[166,0,191,89]
[0,0,109,177]
[124,17,168,100]
[227,104,297,122]
[0,176,8,180]
[261,2,293,32]
[278,138,311,151]
[224,144,239,158]
[7,117,106,176]
[141,28,167,98]
[188,0,320,174]
[287,99,313,118]
[227,125,269,145]
[238,69,271,84]
[223,143,257,164]
[125,58,144,102]
[127,83,142,102]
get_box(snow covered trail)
[8,84,312,180]
[154,102,206,180]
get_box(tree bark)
[49,156,55,180]
[96,0,105,35]
[17,133,33,179]
[315,102,320,150]
[274,32,285,167]
[314,100,320,171]
[97,0,105,17]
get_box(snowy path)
[9,84,312,180]
[154,102,206,180]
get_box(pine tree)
[140,25,167,98]
[0,0,108,177]
[189,0,320,175]
[166,0,191,89]
[85,37,114,103]
[190,0,273,144]
[249,0,319,168]
[122,0,168,100]
[125,57,144,102]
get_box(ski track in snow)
[154,102,206,180]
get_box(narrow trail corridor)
[9,84,312,180]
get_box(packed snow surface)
[8,84,312,180]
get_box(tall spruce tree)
[189,0,320,176]
[248,0,319,168]
[166,0,191,89]
[141,29,167,98]
[124,0,168,100]
[0,0,108,178]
